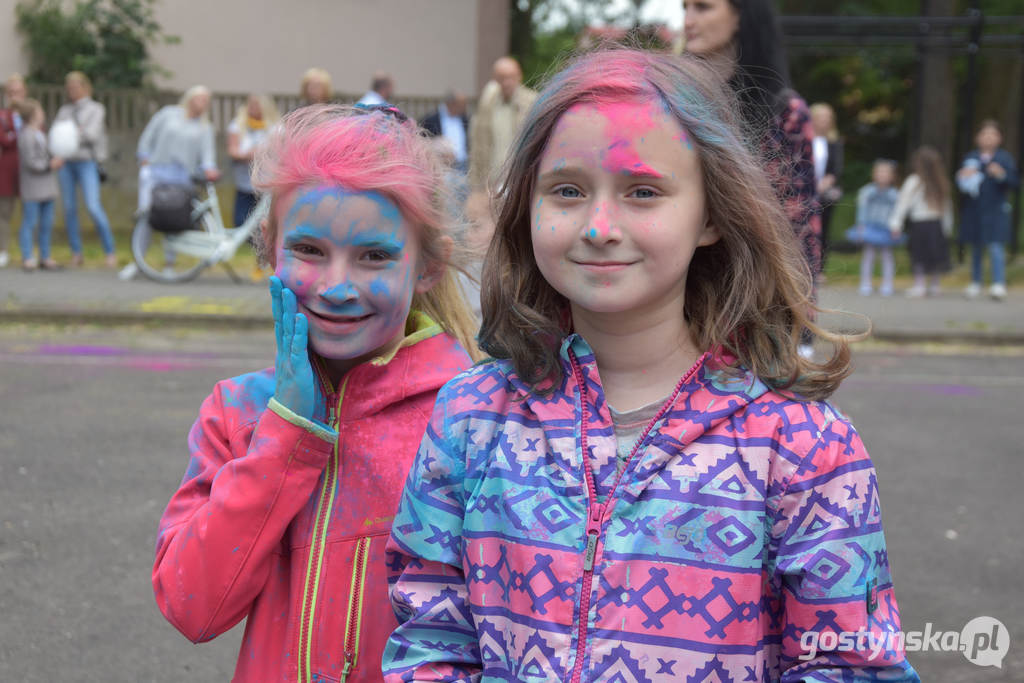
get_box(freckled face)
[531,100,718,323]
[273,186,430,373]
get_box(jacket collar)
[312,311,470,421]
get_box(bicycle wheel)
[131,213,209,283]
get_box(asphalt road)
[0,325,1021,682]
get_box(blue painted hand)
[270,275,316,420]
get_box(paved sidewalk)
[1,266,1023,343]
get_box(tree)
[509,0,657,86]
[15,0,177,88]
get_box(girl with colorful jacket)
[383,50,918,682]
[152,104,478,682]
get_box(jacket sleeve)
[200,122,217,172]
[137,106,169,162]
[152,386,335,643]
[0,111,16,150]
[854,185,870,225]
[888,176,917,233]
[995,150,1019,190]
[17,132,50,173]
[76,101,105,148]
[770,410,919,682]
[383,382,482,682]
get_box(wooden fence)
[4,84,450,133]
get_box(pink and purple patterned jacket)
[153,313,471,682]
[383,334,918,682]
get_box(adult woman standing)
[683,0,820,355]
[226,94,279,226]
[810,102,844,270]
[52,71,116,267]
[0,73,28,267]
[297,67,332,109]
[119,85,219,280]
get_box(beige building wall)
[1,1,28,82]
[2,0,509,97]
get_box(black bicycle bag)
[149,183,196,233]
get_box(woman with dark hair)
[684,0,820,356]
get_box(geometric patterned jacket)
[383,334,919,682]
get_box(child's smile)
[531,99,719,325]
[273,185,428,374]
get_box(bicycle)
[130,178,269,283]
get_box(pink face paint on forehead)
[562,99,689,177]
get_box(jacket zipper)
[297,366,347,683]
[567,348,707,683]
[340,535,372,682]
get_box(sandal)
[40,259,63,270]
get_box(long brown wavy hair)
[477,48,855,401]
[912,145,951,212]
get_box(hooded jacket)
[153,313,471,683]
[383,335,919,682]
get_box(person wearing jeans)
[957,120,1019,301]
[52,71,116,267]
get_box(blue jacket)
[958,148,1019,245]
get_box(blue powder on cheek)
[369,278,390,297]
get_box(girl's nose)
[581,202,621,244]
[319,280,358,305]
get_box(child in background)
[15,98,62,270]
[152,104,479,682]
[384,50,918,682]
[956,119,1019,301]
[890,146,954,298]
[852,159,901,296]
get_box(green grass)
[822,198,1024,289]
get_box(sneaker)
[0,250,8,267]
[989,283,1007,301]
[858,284,873,296]
[879,286,894,297]
[22,258,38,271]
[964,282,982,299]
[905,285,926,298]
[118,263,139,281]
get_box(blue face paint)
[273,185,426,381]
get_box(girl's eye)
[364,249,397,263]
[555,185,582,199]
[289,243,323,257]
[630,187,658,199]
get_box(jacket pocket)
[313,531,392,682]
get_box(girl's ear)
[697,217,721,247]
[414,234,452,294]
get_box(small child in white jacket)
[889,147,954,297]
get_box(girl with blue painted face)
[153,104,479,682]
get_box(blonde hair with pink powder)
[252,104,480,358]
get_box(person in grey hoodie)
[16,98,62,270]
[52,71,116,267]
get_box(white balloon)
[48,119,80,158]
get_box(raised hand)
[270,276,316,420]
